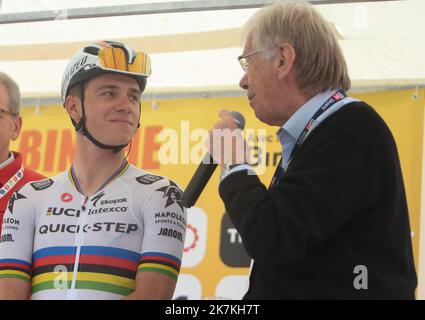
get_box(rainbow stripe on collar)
[68,161,129,195]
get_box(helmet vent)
[83,46,99,56]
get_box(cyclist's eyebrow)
[95,85,141,96]
[95,85,119,92]
[128,88,141,96]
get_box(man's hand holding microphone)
[207,110,250,170]
[181,110,251,208]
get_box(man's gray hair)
[0,71,21,116]
[242,0,350,94]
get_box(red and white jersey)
[0,152,45,227]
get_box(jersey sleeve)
[137,179,186,281]
[0,185,35,282]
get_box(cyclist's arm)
[123,271,176,300]
[0,186,36,299]
[0,279,29,300]
[129,178,187,300]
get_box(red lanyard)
[270,90,347,188]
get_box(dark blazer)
[219,101,417,299]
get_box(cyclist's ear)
[64,94,82,123]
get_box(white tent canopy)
[0,0,424,102]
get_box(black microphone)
[181,111,245,208]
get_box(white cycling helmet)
[61,40,151,104]
[61,41,152,152]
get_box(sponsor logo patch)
[30,179,54,191]
[61,193,73,203]
[7,191,26,214]
[136,174,163,185]
[0,233,14,243]
[156,181,184,211]
[91,191,105,207]
[157,227,184,243]
[38,222,138,235]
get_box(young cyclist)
[0,41,186,300]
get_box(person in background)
[208,0,417,299]
[0,41,186,300]
[0,71,45,229]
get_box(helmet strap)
[73,84,86,133]
[72,82,129,153]
[137,102,141,129]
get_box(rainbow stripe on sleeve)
[0,259,32,282]
[138,252,181,281]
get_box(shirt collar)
[0,152,22,184]
[276,89,338,144]
[0,152,15,170]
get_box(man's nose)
[239,72,248,90]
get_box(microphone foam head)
[230,111,246,129]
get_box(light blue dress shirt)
[221,89,359,181]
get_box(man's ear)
[276,43,296,80]
[10,116,22,141]
[64,95,81,123]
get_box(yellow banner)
[11,89,423,298]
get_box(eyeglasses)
[98,46,152,77]
[0,108,17,119]
[237,49,266,72]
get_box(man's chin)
[253,110,273,126]
[100,137,132,148]
[253,108,263,121]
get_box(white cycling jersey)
[0,161,186,300]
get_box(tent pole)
[0,0,405,25]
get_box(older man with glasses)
[0,71,45,229]
[209,0,417,299]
